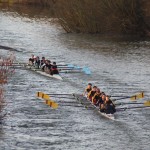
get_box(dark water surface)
[0,5,150,150]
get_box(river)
[0,5,150,150]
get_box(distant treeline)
[1,0,150,35]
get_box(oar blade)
[130,92,144,101]
[130,96,137,101]
[85,70,91,75]
[43,94,50,100]
[82,67,91,75]
[144,101,150,106]
[37,92,52,100]
[37,92,44,98]
[74,65,81,69]
[38,92,58,109]
[138,92,144,99]
[45,99,58,109]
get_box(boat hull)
[18,64,63,80]
[73,94,115,120]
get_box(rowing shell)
[16,63,63,80]
[26,65,63,80]
[73,94,115,120]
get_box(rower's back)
[83,83,92,96]
[105,104,116,114]
[52,62,59,74]
[87,86,97,101]
[29,54,34,65]
[105,97,116,114]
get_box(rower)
[41,57,46,71]
[103,96,116,114]
[45,60,53,75]
[95,92,105,107]
[34,56,41,69]
[83,83,92,96]
[28,54,34,65]
[41,57,46,66]
[92,88,101,105]
[51,62,59,74]
[8,52,16,63]
[99,94,106,112]
[87,86,97,101]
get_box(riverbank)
[0,0,54,6]
[0,0,150,36]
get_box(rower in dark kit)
[51,62,59,74]
[45,60,53,75]
[102,95,116,114]
[34,56,41,69]
[98,93,106,111]
[41,57,46,66]
[41,57,46,71]
[28,54,34,65]
[83,83,92,96]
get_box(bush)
[0,54,15,120]
[54,0,146,34]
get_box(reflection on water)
[0,4,150,150]
[0,88,5,123]
[0,4,54,19]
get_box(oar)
[36,92,74,99]
[36,92,58,109]
[112,92,144,101]
[74,66,91,75]
[47,93,73,96]
[46,96,75,99]
[37,91,49,99]
[59,104,82,107]
[12,62,27,66]
[117,100,150,111]
[116,100,150,106]
[59,68,79,71]
[117,106,150,111]
[57,64,74,67]
[44,98,58,109]
[37,92,90,109]
[59,66,91,75]
[48,94,73,96]
[60,71,84,73]
[58,67,74,70]
[37,91,75,97]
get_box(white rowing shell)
[24,65,63,80]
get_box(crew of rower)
[28,54,59,75]
[83,83,116,114]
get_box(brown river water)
[0,5,150,150]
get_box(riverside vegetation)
[0,0,150,35]
[0,55,15,120]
